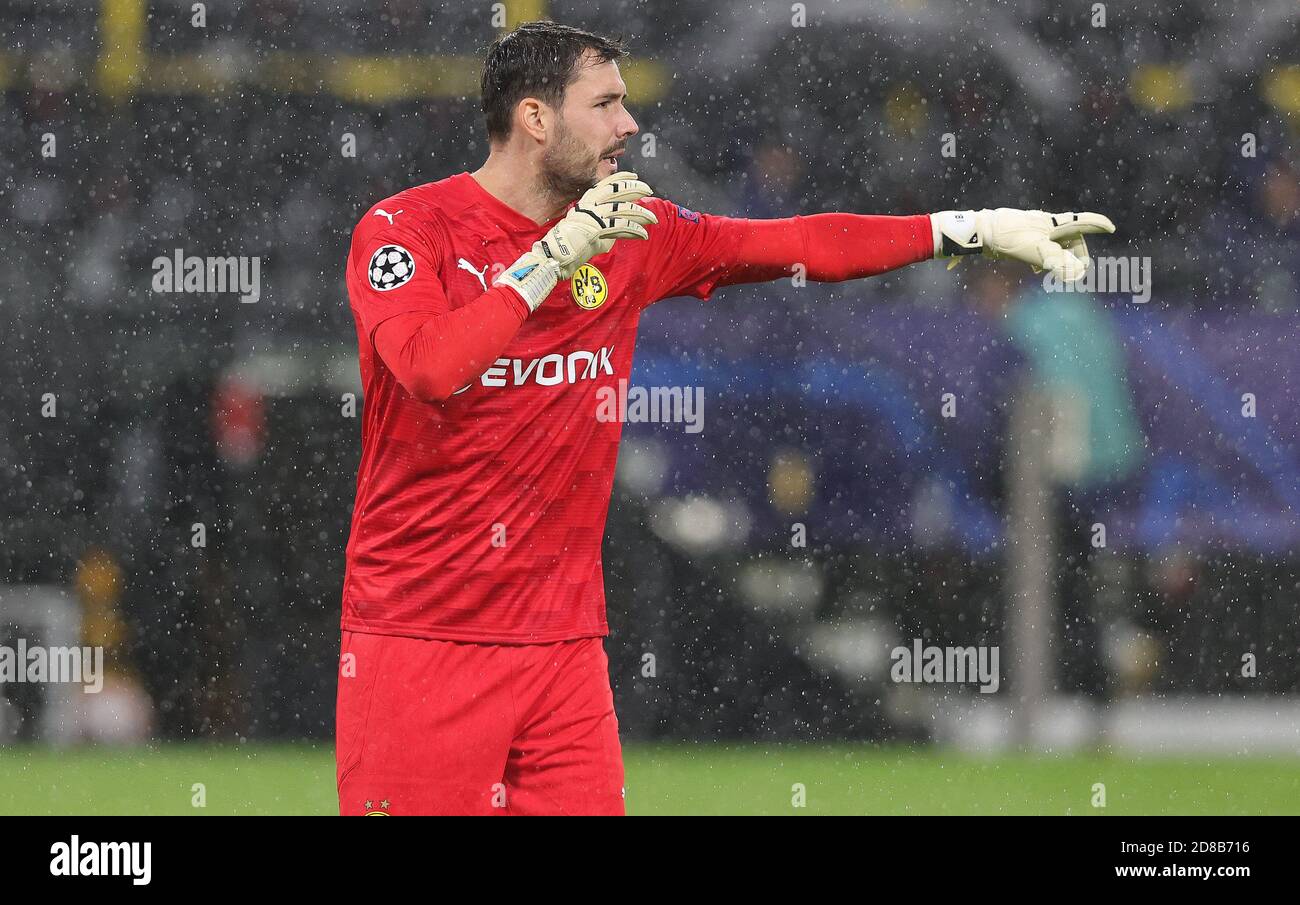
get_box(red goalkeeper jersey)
[341,172,932,643]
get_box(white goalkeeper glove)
[495,171,657,311]
[931,208,1115,283]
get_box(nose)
[619,109,639,139]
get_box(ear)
[516,97,549,143]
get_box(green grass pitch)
[2,744,1298,815]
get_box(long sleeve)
[345,210,530,404]
[372,286,529,403]
[724,212,934,284]
[638,197,934,305]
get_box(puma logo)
[457,257,489,291]
[373,208,403,225]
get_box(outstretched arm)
[637,198,1115,304]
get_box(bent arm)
[373,286,529,403]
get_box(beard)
[540,119,606,201]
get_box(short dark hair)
[480,21,628,142]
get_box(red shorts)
[335,630,625,816]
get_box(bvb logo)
[571,263,608,310]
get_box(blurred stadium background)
[2,0,1299,814]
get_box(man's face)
[539,53,639,200]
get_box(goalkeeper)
[337,19,1114,816]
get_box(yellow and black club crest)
[571,263,608,310]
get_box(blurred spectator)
[977,269,1146,698]
[739,144,805,218]
[1208,159,1300,312]
[75,549,154,744]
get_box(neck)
[472,148,572,225]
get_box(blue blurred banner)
[631,300,1300,555]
